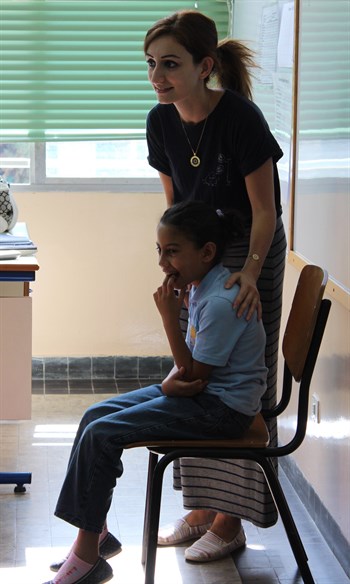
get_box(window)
[1,141,159,188]
[0,143,31,185]
[46,141,157,179]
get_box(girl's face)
[145,35,209,106]
[156,223,214,289]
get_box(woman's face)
[145,35,208,107]
[156,223,212,289]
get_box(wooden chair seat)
[125,411,269,452]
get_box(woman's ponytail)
[216,40,256,100]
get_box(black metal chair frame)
[128,265,331,584]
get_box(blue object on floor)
[0,472,32,493]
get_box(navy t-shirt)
[146,90,283,221]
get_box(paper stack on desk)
[0,222,37,254]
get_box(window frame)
[11,142,163,193]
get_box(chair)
[125,264,331,584]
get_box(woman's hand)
[231,157,276,321]
[225,271,262,321]
[162,366,207,397]
[153,275,186,325]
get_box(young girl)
[144,9,287,558]
[43,201,267,584]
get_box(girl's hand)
[162,366,207,397]
[225,271,262,321]
[153,275,186,324]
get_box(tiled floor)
[0,392,349,584]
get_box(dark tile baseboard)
[280,456,350,578]
[32,355,174,395]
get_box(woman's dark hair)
[159,201,244,264]
[144,10,256,100]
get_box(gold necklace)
[180,117,208,168]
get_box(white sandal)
[185,526,246,562]
[158,516,212,546]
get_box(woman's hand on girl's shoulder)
[224,271,262,321]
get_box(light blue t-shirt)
[186,264,268,416]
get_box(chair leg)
[143,453,170,584]
[260,458,315,584]
[141,452,159,565]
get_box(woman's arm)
[225,158,276,320]
[158,171,174,208]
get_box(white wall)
[16,190,169,356]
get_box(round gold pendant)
[190,155,200,167]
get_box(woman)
[144,9,287,562]
[43,201,267,584]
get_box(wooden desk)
[0,256,39,420]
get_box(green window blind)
[0,1,230,142]
[298,0,349,138]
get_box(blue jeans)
[54,385,253,532]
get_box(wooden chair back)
[282,265,328,382]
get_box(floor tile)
[116,378,141,392]
[69,379,93,393]
[92,378,118,393]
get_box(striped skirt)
[174,215,287,528]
